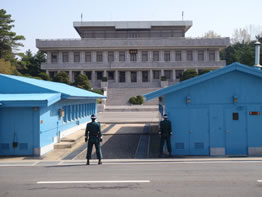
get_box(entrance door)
[172,108,209,155]
[224,108,247,155]
[189,108,209,155]
[0,108,34,156]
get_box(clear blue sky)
[2,0,262,54]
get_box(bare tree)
[203,30,221,38]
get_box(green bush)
[101,77,108,82]
[129,95,144,105]
[39,72,50,80]
[91,89,104,95]
[53,72,71,84]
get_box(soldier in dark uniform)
[85,114,103,165]
[159,114,172,157]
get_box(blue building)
[0,74,105,156]
[145,63,262,156]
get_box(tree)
[0,9,25,61]
[53,72,71,84]
[39,72,50,80]
[0,58,17,74]
[74,74,91,90]
[231,28,251,44]
[203,30,221,38]
[180,69,198,81]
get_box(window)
[187,50,193,61]
[131,72,137,83]
[153,70,160,79]
[142,71,149,82]
[67,105,71,121]
[119,71,125,82]
[74,52,80,63]
[130,54,137,62]
[233,112,239,120]
[62,52,69,62]
[164,70,172,80]
[108,71,114,80]
[49,71,57,79]
[142,51,148,62]
[96,52,103,62]
[209,50,215,61]
[176,51,181,61]
[198,50,204,61]
[63,106,67,122]
[96,71,103,80]
[164,51,170,62]
[153,51,159,61]
[119,51,125,62]
[51,52,58,63]
[85,71,92,80]
[85,51,91,62]
[108,51,114,62]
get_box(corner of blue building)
[0,74,105,156]
[145,62,262,156]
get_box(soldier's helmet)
[163,114,168,119]
[91,114,96,119]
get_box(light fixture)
[186,96,191,104]
[233,96,238,103]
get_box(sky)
[2,0,262,54]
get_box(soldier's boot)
[98,159,102,165]
[86,159,90,165]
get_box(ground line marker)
[37,180,150,184]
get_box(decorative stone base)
[210,147,225,156]
[248,147,262,155]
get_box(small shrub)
[91,89,104,95]
[129,95,144,105]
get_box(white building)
[36,21,229,89]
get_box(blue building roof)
[144,62,262,101]
[0,74,106,99]
[0,93,61,107]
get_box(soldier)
[159,114,172,158]
[85,114,103,165]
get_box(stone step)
[105,105,158,112]
[54,142,74,149]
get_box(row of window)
[81,29,184,39]
[62,103,95,123]
[50,70,185,82]
[50,50,216,64]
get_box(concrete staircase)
[106,88,160,106]
[54,129,85,149]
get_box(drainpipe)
[254,41,261,70]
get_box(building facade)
[145,63,262,156]
[0,74,105,156]
[36,21,230,88]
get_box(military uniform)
[159,118,172,156]
[85,121,103,161]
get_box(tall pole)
[254,41,261,70]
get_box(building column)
[204,49,208,62]
[69,52,74,63]
[160,50,164,62]
[103,70,107,77]
[115,70,119,83]
[137,51,142,62]
[47,51,51,64]
[215,50,220,61]
[182,50,187,62]
[115,51,119,63]
[80,70,84,75]
[193,49,198,62]
[126,71,131,83]
[126,51,130,63]
[103,51,108,65]
[46,70,49,75]
[195,68,199,74]
[171,50,176,62]
[137,71,142,83]
[149,70,153,82]
[58,51,62,64]
[148,51,153,62]
[161,69,164,77]
[69,70,73,82]
[80,51,85,63]
[91,70,96,83]
[172,69,176,82]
